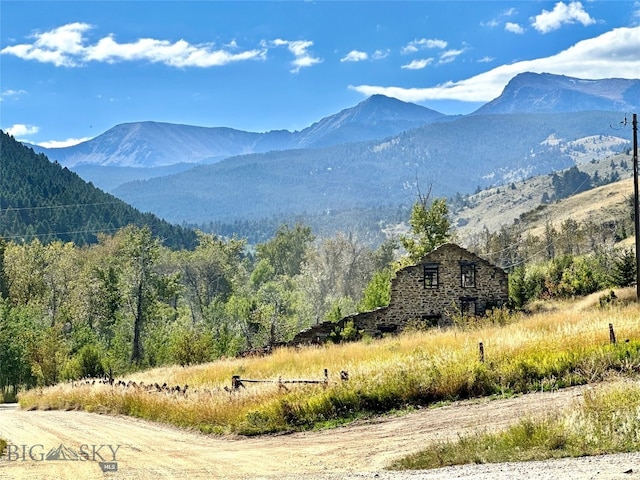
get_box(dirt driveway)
[0,385,638,480]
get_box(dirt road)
[0,385,638,479]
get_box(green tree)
[255,224,314,279]
[358,269,393,311]
[613,248,636,287]
[400,194,452,264]
[117,226,160,365]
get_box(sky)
[1,1,640,148]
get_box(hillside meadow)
[19,289,640,442]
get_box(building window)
[460,297,478,316]
[423,263,439,289]
[460,262,476,288]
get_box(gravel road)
[0,385,638,479]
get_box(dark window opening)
[421,314,441,327]
[460,262,476,288]
[460,297,478,316]
[424,263,439,289]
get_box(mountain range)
[32,94,446,169]
[25,72,639,234]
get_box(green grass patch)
[388,381,640,470]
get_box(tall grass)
[389,380,640,470]
[18,298,640,436]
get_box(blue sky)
[1,1,639,148]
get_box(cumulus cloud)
[505,22,525,34]
[401,38,447,54]
[349,26,640,103]
[5,124,39,137]
[340,50,368,62]
[0,22,269,68]
[401,58,433,70]
[37,137,92,148]
[271,39,322,73]
[532,1,596,34]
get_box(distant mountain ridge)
[31,94,447,169]
[112,111,630,225]
[474,72,640,115]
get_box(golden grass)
[389,379,640,470]
[19,294,640,435]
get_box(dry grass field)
[18,289,640,440]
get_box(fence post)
[232,375,243,390]
[479,342,485,363]
[609,323,617,344]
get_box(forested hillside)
[113,111,629,226]
[0,132,197,249]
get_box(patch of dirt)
[0,385,638,479]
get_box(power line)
[0,201,122,213]
[1,227,122,242]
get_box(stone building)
[291,243,509,344]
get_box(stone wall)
[380,243,509,329]
[290,243,509,345]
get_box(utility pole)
[632,113,639,302]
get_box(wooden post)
[479,342,485,363]
[324,369,328,384]
[609,323,617,344]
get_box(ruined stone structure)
[291,243,509,344]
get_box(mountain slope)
[452,151,634,242]
[294,94,446,148]
[30,95,446,169]
[112,111,630,225]
[474,72,640,115]
[0,132,196,248]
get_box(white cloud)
[532,1,596,34]
[37,137,92,148]
[401,58,433,70]
[372,49,390,60]
[482,8,518,28]
[5,124,39,137]
[481,19,500,28]
[340,50,368,63]
[349,26,640,103]
[505,22,525,34]
[478,56,495,63]
[401,38,447,54]
[1,22,269,68]
[271,39,322,73]
[439,48,465,64]
[1,89,27,101]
